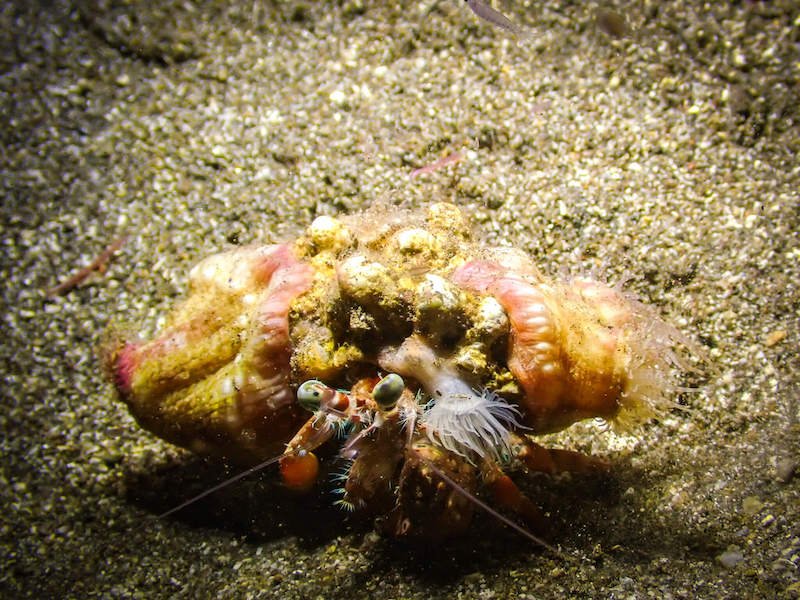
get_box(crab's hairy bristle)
[331,418,353,438]
[334,498,356,512]
[330,467,351,484]
[398,396,422,431]
[423,388,521,462]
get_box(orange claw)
[279,452,320,492]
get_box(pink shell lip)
[452,258,634,431]
[112,342,139,398]
[107,243,316,462]
[234,255,315,420]
[450,259,513,293]
[251,243,298,286]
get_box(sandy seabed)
[2,1,798,597]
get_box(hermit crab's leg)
[482,466,547,532]
[278,418,334,492]
[414,452,562,554]
[508,432,611,475]
[471,435,610,542]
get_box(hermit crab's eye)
[297,380,326,412]
[372,373,405,410]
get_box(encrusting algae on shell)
[107,203,698,541]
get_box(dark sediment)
[2,1,798,597]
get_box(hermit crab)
[108,203,693,541]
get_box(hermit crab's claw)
[279,451,320,492]
[384,439,478,541]
[106,244,314,463]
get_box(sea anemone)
[379,334,521,462]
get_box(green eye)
[372,373,404,409]
[297,380,325,412]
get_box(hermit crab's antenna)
[157,451,292,519]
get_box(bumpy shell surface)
[109,203,688,462]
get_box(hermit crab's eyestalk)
[297,379,328,412]
[372,373,405,410]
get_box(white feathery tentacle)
[379,335,522,462]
